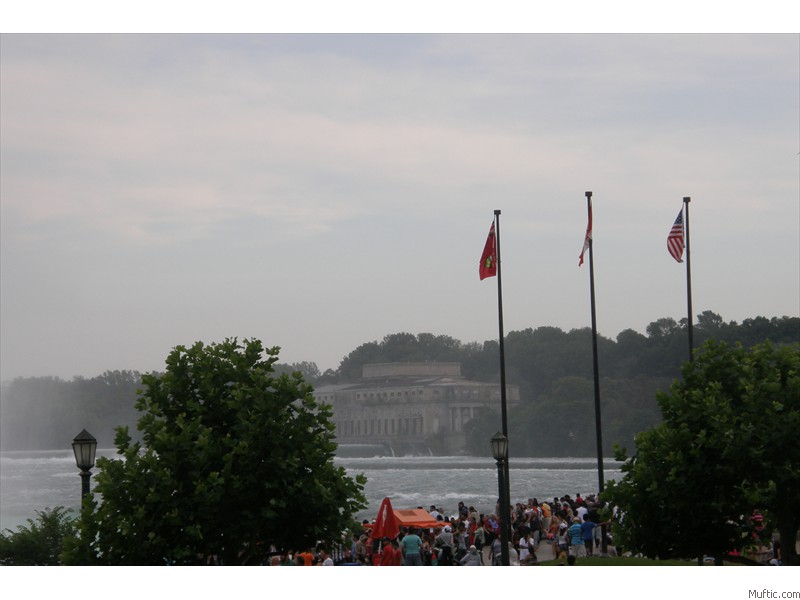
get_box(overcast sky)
[1,31,798,381]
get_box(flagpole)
[586,191,607,555]
[683,196,694,363]
[585,192,604,493]
[494,209,509,438]
[493,208,511,567]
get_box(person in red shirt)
[391,539,402,566]
[379,538,396,566]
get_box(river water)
[5,450,791,600]
[0,449,620,531]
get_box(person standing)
[484,513,500,547]
[319,548,334,566]
[473,520,486,554]
[380,538,396,566]
[355,534,368,564]
[541,500,552,533]
[567,518,586,559]
[297,548,315,566]
[554,521,569,562]
[455,522,469,562]
[490,532,503,566]
[391,539,402,566]
[401,527,424,566]
[580,517,597,557]
[518,529,537,565]
[435,525,454,565]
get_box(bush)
[0,506,76,565]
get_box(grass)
[539,556,698,566]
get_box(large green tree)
[63,338,366,565]
[603,340,800,565]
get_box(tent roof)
[392,508,446,529]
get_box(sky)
[1,17,799,381]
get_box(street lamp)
[490,431,510,566]
[72,429,97,499]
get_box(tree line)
[325,312,798,457]
[1,312,797,454]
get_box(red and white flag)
[578,197,592,267]
[667,209,685,263]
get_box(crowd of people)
[270,493,610,566]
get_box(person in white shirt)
[319,548,334,566]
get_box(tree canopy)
[63,338,366,565]
[603,340,800,565]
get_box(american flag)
[667,209,685,263]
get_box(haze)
[2,32,798,382]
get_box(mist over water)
[0,451,621,531]
[345,455,621,520]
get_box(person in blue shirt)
[567,518,586,558]
[400,527,424,566]
[580,518,597,556]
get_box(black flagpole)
[586,190,607,555]
[493,209,511,566]
[585,192,605,493]
[683,197,694,363]
[494,209,509,438]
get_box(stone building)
[313,362,519,456]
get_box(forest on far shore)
[1,312,797,455]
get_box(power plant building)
[314,362,519,455]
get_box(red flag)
[578,197,592,266]
[667,209,685,263]
[479,222,497,280]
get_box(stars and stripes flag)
[667,209,685,263]
[578,196,592,266]
[479,222,497,280]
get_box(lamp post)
[72,429,97,499]
[490,431,510,566]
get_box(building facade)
[314,362,520,455]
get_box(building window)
[461,407,471,427]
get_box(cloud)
[1,33,797,380]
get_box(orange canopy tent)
[366,499,447,565]
[393,508,447,530]
[371,498,447,533]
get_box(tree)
[63,338,366,565]
[274,360,321,384]
[603,340,800,564]
[0,507,75,565]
